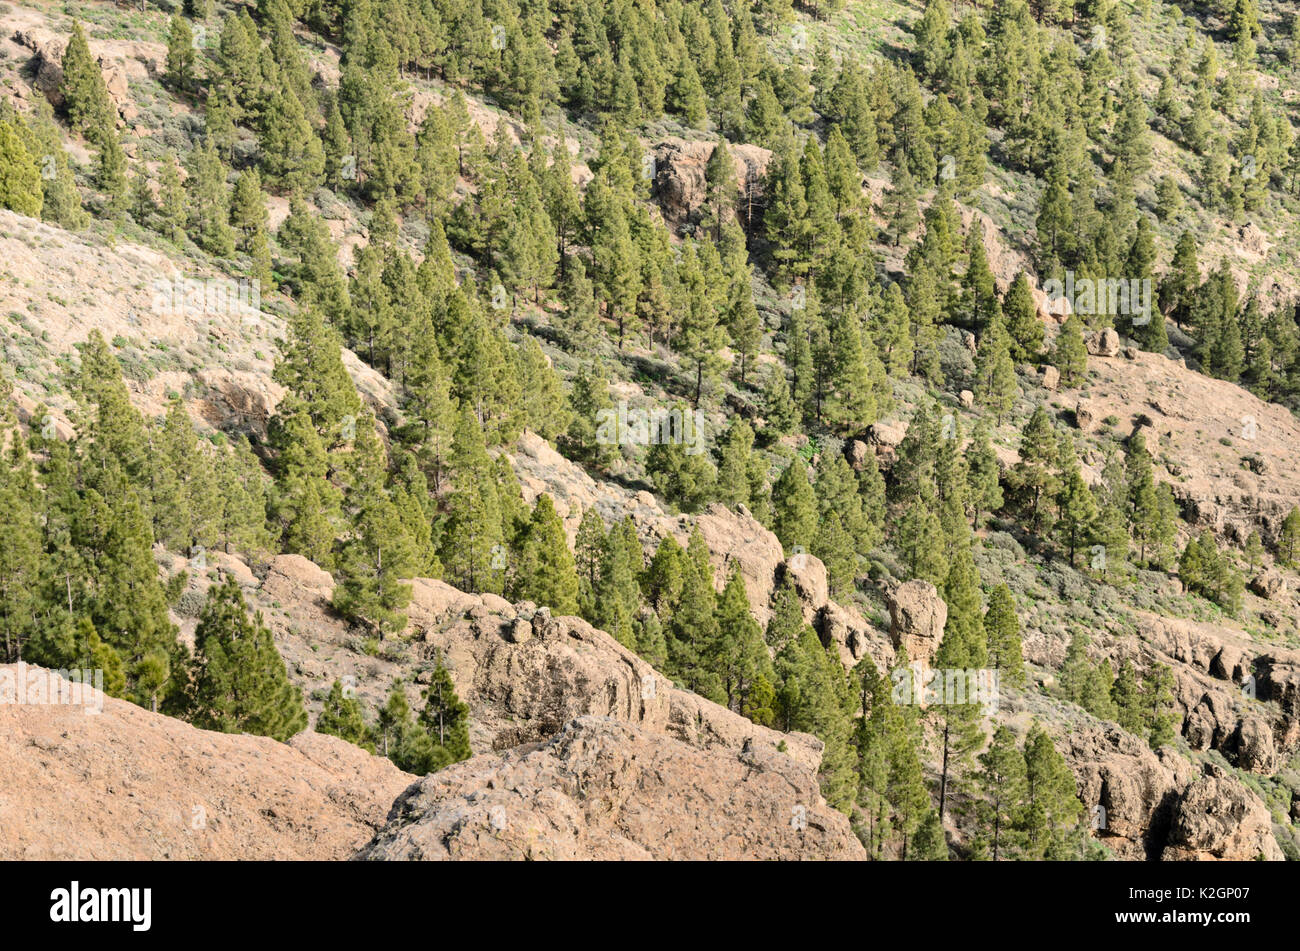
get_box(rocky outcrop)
[887,580,947,667]
[782,552,829,625]
[1060,725,1191,860]
[651,137,772,230]
[0,665,412,860]
[1058,724,1281,861]
[1082,348,1300,548]
[1074,399,1098,432]
[357,716,864,861]
[864,420,907,469]
[404,579,826,774]
[1136,612,1300,771]
[261,553,335,607]
[13,29,65,106]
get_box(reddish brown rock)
[0,666,411,860]
[357,716,864,861]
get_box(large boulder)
[261,553,334,606]
[1074,399,1099,432]
[1086,327,1121,357]
[13,29,66,107]
[886,580,947,667]
[781,552,828,625]
[357,716,864,861]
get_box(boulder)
[1074,399,1098,432]
[959,389,974,408]
[886,580,947,667]
[1248,570,1285,600]
[781,552,828,625]
[1086,327,1121,357]
[14,30,66,107]
[1033,285,1072,324]
[261,554,334,606]
[1039,365,1060,391]
[844,438,869,471]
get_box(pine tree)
[883,162,919,247]
[61,22,116,140]
[1111,657,1144,737]
[643,535,686,617]
[260,87,326,195]
[667,529,723,703]
[1020,723,1083,859]
[896,492,947,585]
[166,16,197,93]
[0,429,41,661]
[1008,407,1059,534]
[771,458,817,553]
[974,314,1019,423]
[1056,464,1098,567]
[0,119,43,218]
[269,397,341,567]
[333,470,418,639]
[186,139,236,257]
[1003,271,1044,361]
[375,682,415,759]
[966,419,1003,526]
[931,544,988,821]
[440,406,505,594]
[593,517,642,649]
[408,654,472,773]
[978,725,1027,860]
[984,583,1024,686]
[1144,664,1178,749]
[180,577,307,741]
[1054,314,1089,387]
[1279,507,1300,565]
[776,625,857,814]
[710,565,772,715]
[316,679,373,751]
[10,98,85,228]
[512,494,580,615]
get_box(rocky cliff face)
[357,716,864,861]
[1058,724,1282,861]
